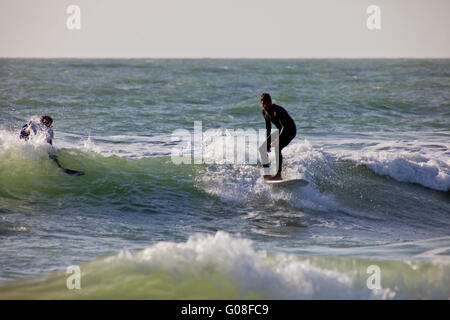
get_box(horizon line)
[1,56,450,60]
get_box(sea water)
[0,59,449,299]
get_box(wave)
[341,150,450,192]
[6,125,448,193]
[0,130,196,215]
[1,127,448,220]
[0,232,448,299]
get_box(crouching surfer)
[20,115,83,176]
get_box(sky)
[1,0,449,58]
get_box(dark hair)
[260,93,272,105]
[40,115,53,127]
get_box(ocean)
[0,58,449,299]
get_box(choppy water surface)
[0,59,449,299]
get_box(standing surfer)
[259,93,296,181]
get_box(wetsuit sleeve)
[265,116,271,152]
[19,123,29,140]
[46,129,54,145]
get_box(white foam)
[81,136,102,154]
[341,149,450,192]
[314,135,450,192]
[115,231,392,299]
[0,129,54,160]
[196,138,340,212]
[46,132,173,159]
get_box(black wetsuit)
[262,104,296,174]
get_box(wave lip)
[358,153,449,192]
[118,231,356,299]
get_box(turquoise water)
[0,59,449,299]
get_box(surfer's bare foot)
[265,173,282,181]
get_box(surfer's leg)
[275,134,294,177]
[277,148,283,176]
[267,139,284,180]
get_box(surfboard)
[265,178,309,186]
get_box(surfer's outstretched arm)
[49,153,84,176]
[49,154,62,168]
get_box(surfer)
[259,93,296,181]
[20,115,54,144]
[19,115,83,176]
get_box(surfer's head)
[40,115,53,128]
[260,93,272,109]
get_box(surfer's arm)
[19,122,31,140]
[45,129,54,145]
[270,125,284,147]
[265,117,272,152]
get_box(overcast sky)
[1,0,449,58]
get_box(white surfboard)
[264,178,309,186]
